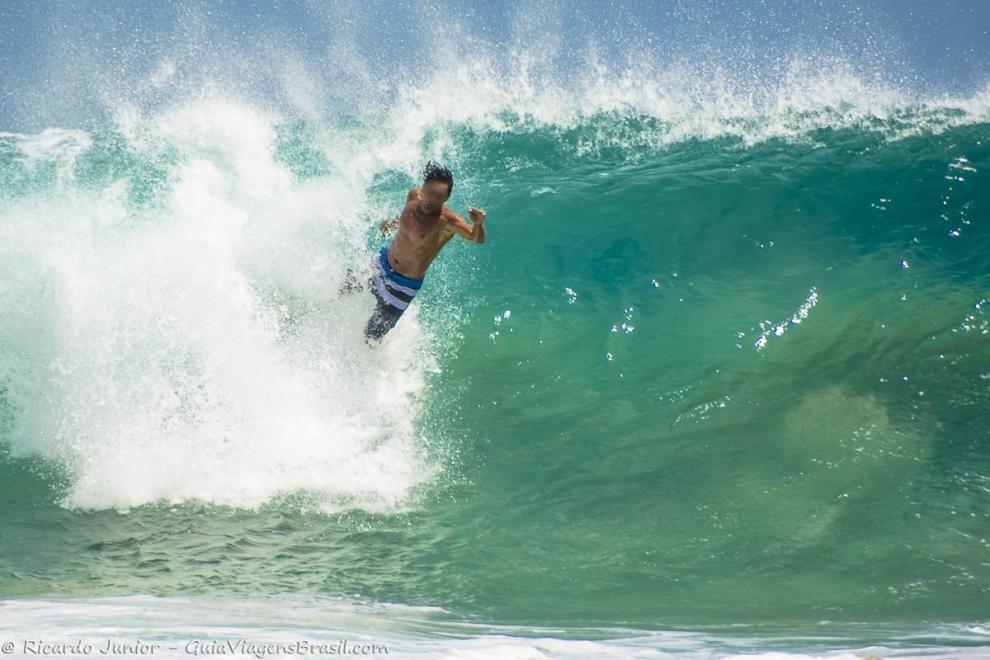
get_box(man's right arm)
[379,189,419,236]
[379,215,400,236]
[380,190,418,235]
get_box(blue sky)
[1,0,988,132]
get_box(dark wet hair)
[423,160,453,198]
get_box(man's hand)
[379,216,400,237]
[467,207,487,244]
[468,207,487,224]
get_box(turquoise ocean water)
[1,11,990,656]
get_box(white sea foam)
[0,97,444,513]
[1,593,987,659]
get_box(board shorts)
[364,245,424,341]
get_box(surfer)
[339,160,487,344]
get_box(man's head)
[420,160,453,213]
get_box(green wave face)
[0,89,988,635]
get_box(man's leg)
[364,290,405,344]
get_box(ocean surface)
[1,1,989,657]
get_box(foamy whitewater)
[1,1,989,657]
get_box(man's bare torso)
[386,188,456,280]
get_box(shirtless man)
[339,160,487,344]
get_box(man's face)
[420,181,450,213]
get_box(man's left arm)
[446,207,487,243]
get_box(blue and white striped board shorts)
[365,245,424,340]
